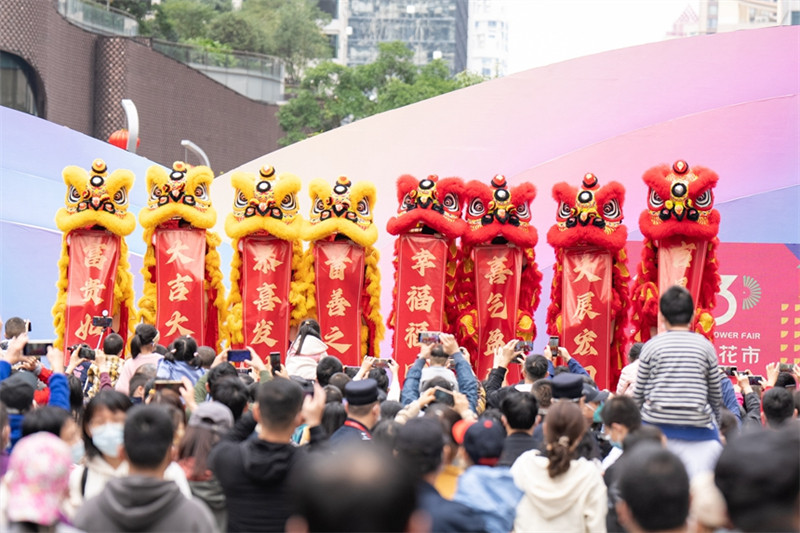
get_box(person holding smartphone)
[285,319,329,381]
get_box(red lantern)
[108,129,140,150]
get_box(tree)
[277,42,485,146]
[207,11,269,54]
[158,0,217,41]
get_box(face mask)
[610,439,623,450]
[131,397,143,405]
[71,439,85,464]
[91,422,124,458]
[592,403,604,424]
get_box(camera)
[68,343,95,361]
[91,315,113,328]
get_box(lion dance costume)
[300,176,383,365]
[386,174,466,379]
[225,165,307,359]
[631,160,721,342]
[455,175,541,381]
[138,162,227,351]
[52,159,136,373]
[546,173,630,389]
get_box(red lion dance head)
[632,160,721,342]
[455,175,541,376]
[546,173,630,387]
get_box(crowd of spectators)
[0,285,798,532]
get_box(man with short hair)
[497,389,539,466]
[394,418,485,532]
[616,445,690,533]
[714,425,799,532]
[316,355,343,387]
[74,405,216,532]
[329,378,380,444]
[761,387,796,428]
[633,285,723,478]
[600,395,642,470]
[208,378,326,532]
[419,344,459,392]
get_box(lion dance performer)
[299,176,383,365]
[631,160,721,342]
[546,173,630,389]
[455,174,541,381]
[225,165,306,359]
[53,159,136,378]
[138,162,227,351]
[386,174,466,379]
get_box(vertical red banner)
[657,235,708,335]
[394,234,448,380]
[474,245,522,380]
[561,248,613,388]
[315,241,365,366]
[155,228,206,347]
[240,236,293,360]
[64,230,120,351]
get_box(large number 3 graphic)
[715,275,737,326]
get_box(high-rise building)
[466,0,508,77]
[347,0,468,73]
[319,0,350,64]
[697,0,778,34]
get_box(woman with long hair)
[285,318,329,380]
[115,324,162,394]
[511,401,607,532]
[156,335,205,385]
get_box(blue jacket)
[418,481,486,532]
[453,465,523,533]
[156,360,206,385]
[401,350,478,412]
[547,357,590,378]
[719,376,742,423]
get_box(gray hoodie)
[74,475,217,533]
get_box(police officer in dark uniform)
[329,378,380,445]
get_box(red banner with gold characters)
[64,230,120,351]
[656,235,708,335]
[474,245,522,380]
[315,241,365,366]
[155,228,206,347]
[240,236,293,360]
[394,234,448,380]
[561,248,613,388]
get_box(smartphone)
[779,363,795,373]
[548,336,559,357]
[23,340,53,357]
[373,358,391,368]
[269,351,282,373]
[515,340,535,353]
[720,365,737,376]
[418,331,441,344]
[749,375,764,386]
[26,320,32,332]
[91,316,113,328]
[433,386,454,406]
[228,349,252,363]
[154,380,183,393]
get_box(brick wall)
[0,0,281,172]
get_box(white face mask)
[91,422,124,458]
[71,439,86,464]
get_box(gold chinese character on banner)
[573,328,598,356]
[483,328,505,356]
[572,257,601,283]
[487,293,507,319]
[673,240,697,270]
[83,243,108,270]
[167,273,193,302]
[251,319,278,347]
[403,321,430,349]
[326,288,352,317]
[411,249,437,276]
[572,291,600,322]
[166,239,193,265]
[405,285,435,313]
[252,248,283,274]
[80,278,106,306]
[165,310,194,337]
[325,255,353,280]
[484,256,513,285]
[253,282,282,312]
[324,326,352,354]
[74,313,103,341]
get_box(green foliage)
[159,0,217,40]
[207,11,269,54]
[277,42,486,146]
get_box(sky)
[503,0,697,74]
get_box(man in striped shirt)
[633,285,723,479]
